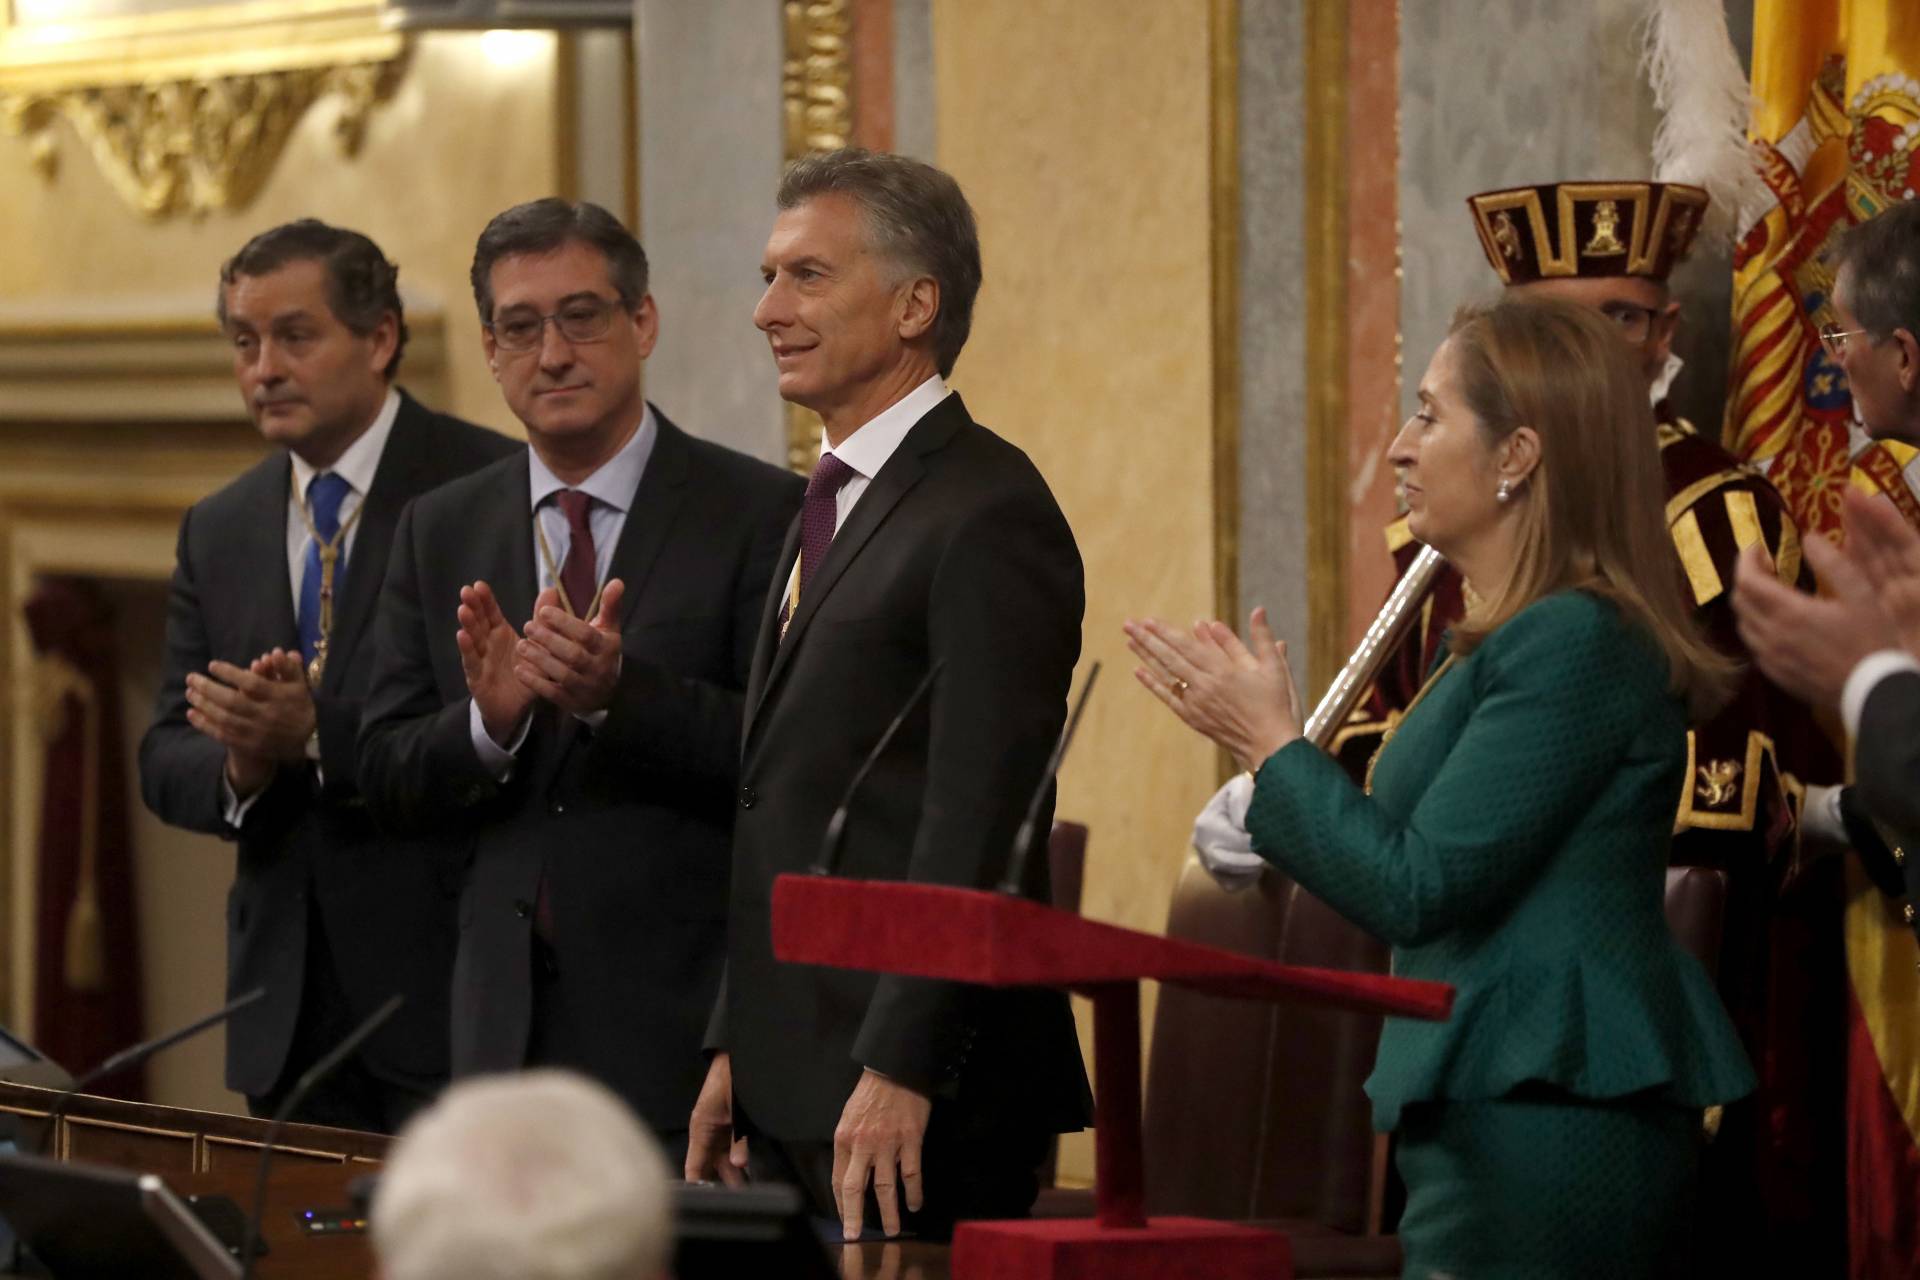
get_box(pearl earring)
[1496,478,1512,503]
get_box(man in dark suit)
[1734,200,1920,945]
[139,220,516,1131]
[357,200,801,1153]
[685,149,1090,1241]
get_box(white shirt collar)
[1649,353,1683,407]
[290,386,400,499]
[527,403,659,513]
[827,375,951,479]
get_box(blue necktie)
[297,472,352,667]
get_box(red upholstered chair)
[1662,865,1727,979]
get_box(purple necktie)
[783,452,857,627]
[555,489,597,618]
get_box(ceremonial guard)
[1335,182,1845,1272]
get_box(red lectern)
[771,874,1454,1280]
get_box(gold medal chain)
[292,473,366,687]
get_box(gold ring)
[1172,678,1190,696]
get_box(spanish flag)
[1731,4,1920,1273]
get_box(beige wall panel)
[933,1,1218,1184]
[0,30,566,436]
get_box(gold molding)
[1209,0,1241,784]
[1209,0,1240,632]
[779,0,853,474]
[0,0,406,219]
[1303,0,1348,701]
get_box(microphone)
[811,660,946,876]
[34,987,266,1157]
[996,661,1101,896]
[239,993,403,1280]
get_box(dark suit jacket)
[713,392,1093,1144]
[356,411,801,1130]
[1850,669,1920,948]
[138,391,517,1098]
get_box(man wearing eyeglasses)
[358,199,802,1153]
[1825,201,1920,530]
[1321,182,1847,1272]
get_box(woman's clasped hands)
[1122,605,1305,775]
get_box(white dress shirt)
[469,407,659,776]
[225,388,402,826]
[779,375,951,617]
[285,387,400,610]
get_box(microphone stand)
[996,662,1101,896]
[34,987,265,1158]
[238,993,402,1280]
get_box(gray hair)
[1836,199,1920,343]
[470,199,650,323]
[371,1071,672,1280]
[777,147,982,377]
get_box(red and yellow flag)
[1732,5,1920,1274]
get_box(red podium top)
[771,874,1452,1021]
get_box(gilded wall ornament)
[779,0,853,474]
[2,55,404,219]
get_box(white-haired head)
[371,1070,672,1280]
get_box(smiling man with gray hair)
[686,148,1090,1243]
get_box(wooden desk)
[175,1162,374,1280]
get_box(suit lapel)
[318,393,431,693]
[246,455,302,654]
[743,516,803,733]
[484,451,540,630]
[602,411,692,627]
[744,394,967,737]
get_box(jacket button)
[1905,902,1916,924]
[552,802,566,816]
[739,786,757,810]
[1895,846,1907,867]
[513,900,532,919]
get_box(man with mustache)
[141,219,516,1130]
[358,199,801,1153]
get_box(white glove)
[1191,772,1265,892]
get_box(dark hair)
[1836,199,1920,342]
[777,148,982,377]
[216,219,408,379]
[470,199,649,322]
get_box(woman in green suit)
[1125,298,1754,1279]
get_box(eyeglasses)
[1598,302,1660,344]
[488,296,622,351]
[1818,322,1870,360]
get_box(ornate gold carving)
[2,55,405,219]
[1583,199,1627,256]
[780,0,854,474]
[783,0,852,159]
[1490,210,1522,260]
[1695,758,1743,809]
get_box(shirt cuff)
[469,698,531,781]
[1842,651,1920,742]
[1800,783,1846,846]
[221,769,265,830]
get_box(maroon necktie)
[555,489,597,618]
[782,452,857,628]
